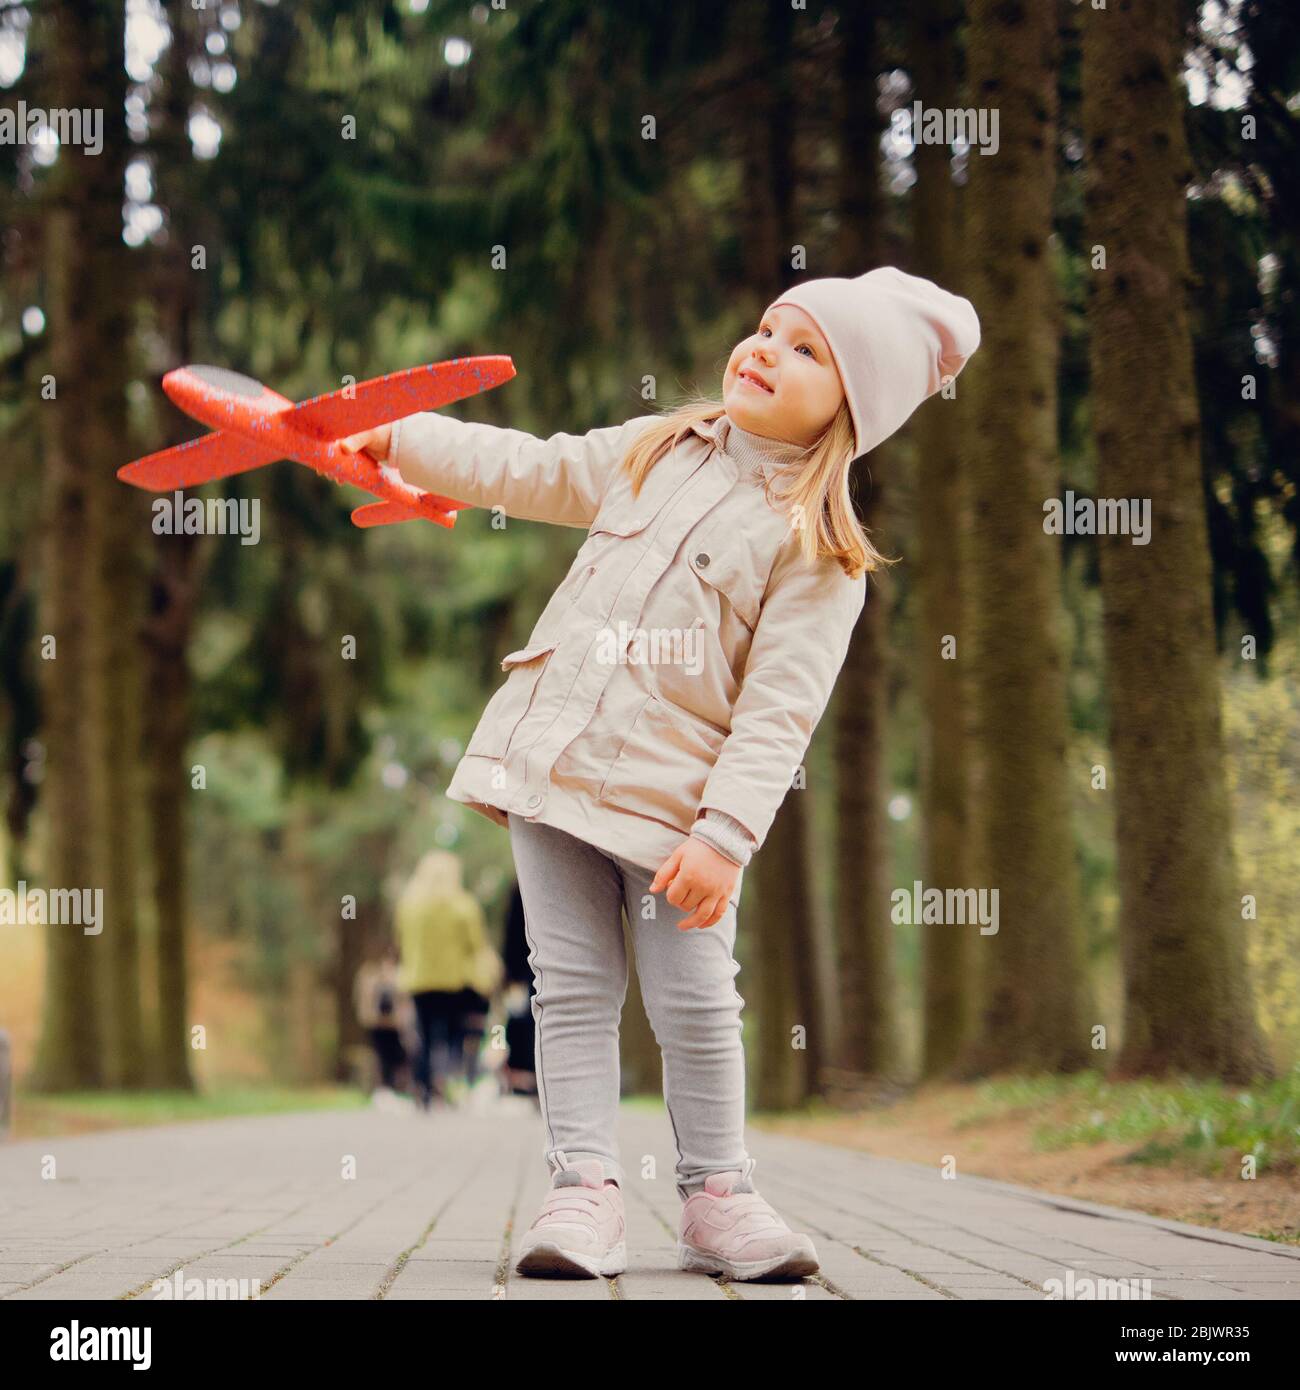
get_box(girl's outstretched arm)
[387,411,660,528]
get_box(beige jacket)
[390,410,866,905]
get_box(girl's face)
[722,304,846,447]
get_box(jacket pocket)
[687,540,762,631]
[588,499,657,539]
[567,563,597,605]
[464,641,558,760]
[597,693,728,835]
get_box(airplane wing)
[117,430,283,490]
[285,356,515,441]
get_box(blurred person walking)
[394,849,502,1110]
[353,942,411,1098]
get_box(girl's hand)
[650,838,739,930]
[339,425,392,461]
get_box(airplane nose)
[196,364,264,397]
[162,364,272,419]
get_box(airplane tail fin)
[350,500,457,529]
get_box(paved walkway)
[1,1099,1296,1300]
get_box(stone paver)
[0,1099,1295,1300]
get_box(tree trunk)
[142,537,202,1090]
[910,0,977,1079]
[727,0,834,1108]
[962,0,1093,1074]
[832,0,903,1091]
[30,198,107,1092]
[29,0,131,1092]
[332,834,389,1085]
[100,512,148,1088]
[733,0,795,293]
[1081,0,1272,1082]
[144,0,207,1092]
[751,792,813,1111]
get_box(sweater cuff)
[689,808,757,867]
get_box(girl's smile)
[722,303,845,447]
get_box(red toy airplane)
[116,355,515,528]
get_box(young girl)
[342,265,979,1281]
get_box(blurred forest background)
[0,0,1297,1146]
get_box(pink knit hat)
[764,266,980,459]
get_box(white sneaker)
[678,1159,819,1281]
[515,1156,626,1278]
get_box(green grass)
[949,1066,1300,1177]
[9,1083,367,1139]
[748,1064,1300,1183]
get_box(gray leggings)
[508,813,751,1202]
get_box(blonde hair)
[619,397,898,581]
[398,849,463,908]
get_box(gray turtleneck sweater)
[715,413,808,482]
[688,413,809,868]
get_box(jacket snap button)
[526,793,542,809]
[696,552,711,567]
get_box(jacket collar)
[688,414,728,446]
[682,414,735,485]
[689,412,805,483]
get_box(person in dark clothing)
[501,880,538,1100]
[409,989,463,1105]
[370,1026,406,1090]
